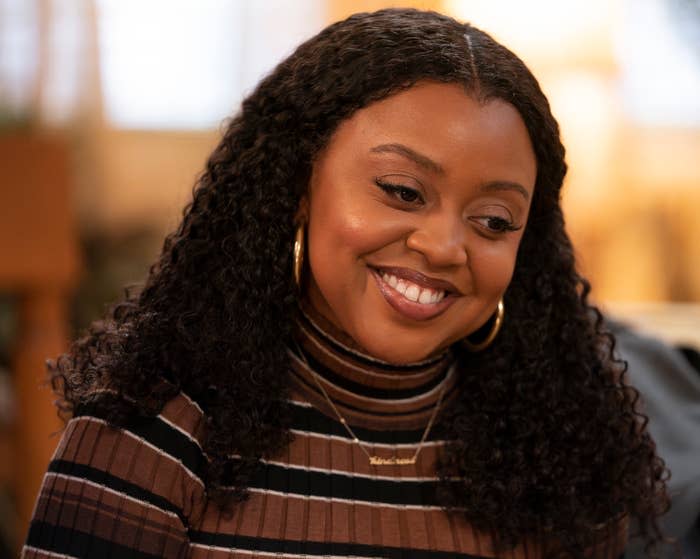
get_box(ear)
[295,195,309,225]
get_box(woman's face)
[303,81,537,363]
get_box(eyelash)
[468,216,522,234]
[374,178,522,235]
[375,179,424,205]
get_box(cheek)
[306,200,375,301]
[308,189,401,261]
[308,209,372,262]
[470,238,521,294]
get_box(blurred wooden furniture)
[0,133,80,549]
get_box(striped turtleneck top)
[23,306,628,558]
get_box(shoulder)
[23,391,208,557]
[53,391,209,521]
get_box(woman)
[23,8,669,559]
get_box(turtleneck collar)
[288,301,458,431]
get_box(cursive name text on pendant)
[369,456,416,466]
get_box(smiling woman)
[23,8,669,559]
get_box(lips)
[370,266,460,321]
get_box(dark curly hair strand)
[51,8,670,557]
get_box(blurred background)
[0,0,698,555]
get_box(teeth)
[380,271,446,305]
[405,285,420,302]
[418,289,433,304]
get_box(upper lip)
[371,266,463,295]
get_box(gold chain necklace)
[293,345,451,466]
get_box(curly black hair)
[51,8,670,557]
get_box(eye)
[468,215,522,235]
[375,179,424,206]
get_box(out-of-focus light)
[616,0,700,126]
[444,0,613,60]
[0,0,39,118]
[42,0,91,125]
[97,0,244,130]
[96,0,325,130]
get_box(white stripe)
[287,400,449,449]
[180,391,204,416]
[289,428,449,449]
[297,322,439,380]
[67,416,205,488]
[189,542,383,559]
[288,398,313,407]
[157,414,204,452]
[290,351,457,405]
[243,486,456,512]
[257,456,441,482]
[22,545,79,559]
[299,310,447,368]
[44,472,182,522]
[287,400,453,446]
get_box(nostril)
[406,229,468,268]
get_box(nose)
[405,213,468,268]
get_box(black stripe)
[189,531,486,558]
[48,459,186,524]
[127,415,205,475]
[236,459,452,507]
[26,521,172,559]
[291,370,456,421]
[72,411,206,478]
[292,343,450,399]
[289,400,448,443]
[298,311,449,373]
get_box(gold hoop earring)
[293,223,305,289]
[462,299,504,352]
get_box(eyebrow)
[480,180,531,201]
[369,143,445,175]
[369,142,531,201]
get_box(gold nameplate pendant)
[369,456,416,466]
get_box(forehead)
[321,81,537,190]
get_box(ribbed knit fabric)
[22,306,628,558]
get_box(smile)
[380,271,446,304]
[370,267,458,321]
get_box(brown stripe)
[160,393,206,447]
[297,320,449,388]
[299,298,452,367]
[189,549,257,559]
[36,474,179,527]
[290,357,453,412]
[189,549,266,559]
[286,425,445,478]
[32,476,187,556]
[289,365,458,431]
[57,418,205,519]
[190,491,502,555]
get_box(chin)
[356,335,444,365]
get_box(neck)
[289,301,458,431]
